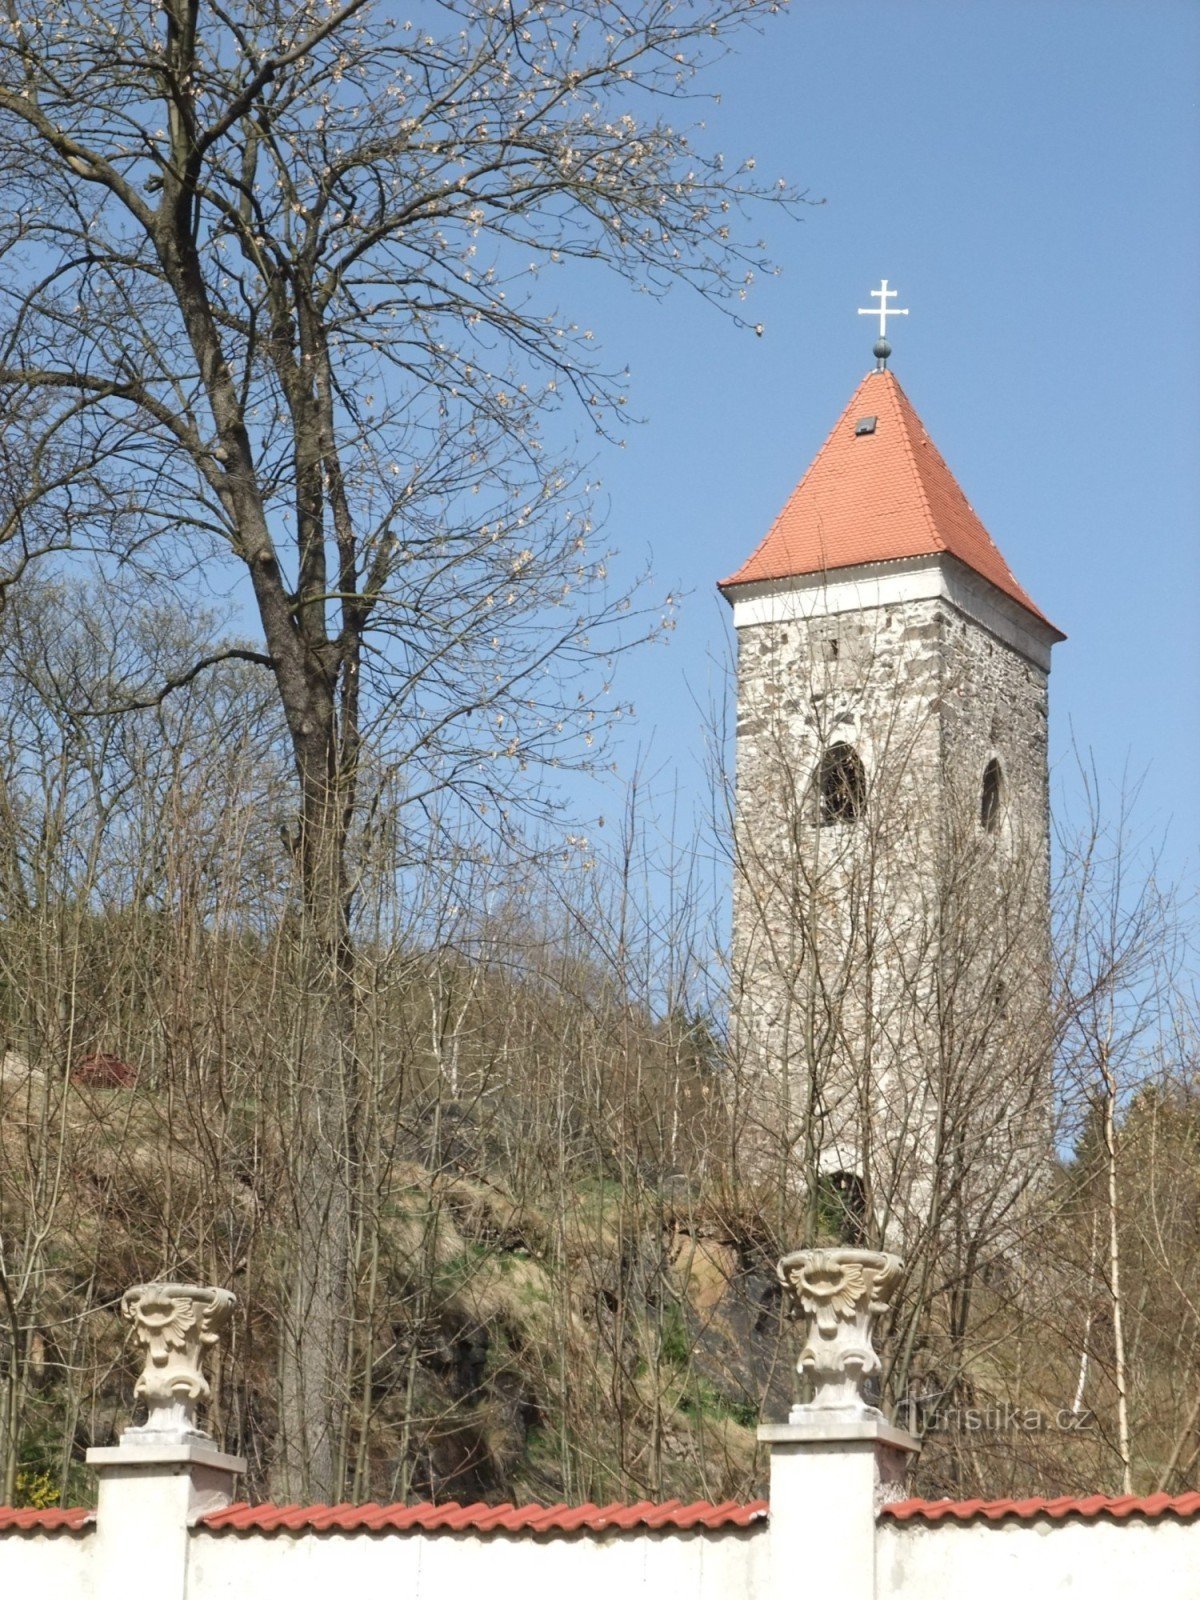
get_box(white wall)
[6,1508,1200,1598]
[878,1517,1198,1597]
[188,1524,768,1600]
[0,1532,95,1599]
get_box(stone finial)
[777,1248,902,1417]
[120,1283,235,1442]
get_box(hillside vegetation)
[0,585,1196,1507]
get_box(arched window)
[815,1171,867,1246]
[818,742,865,825]
[980,758,1003,833]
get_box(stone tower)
[720,364,1063,1246]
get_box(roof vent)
[855,416,877,436]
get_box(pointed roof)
[719,369,1060,633]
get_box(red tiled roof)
[4,1493,1196,1536]
[883,1492,1200,1525]
[0,1506,92,1533]
[200,1498,769,1536]
[719,369,1060,634]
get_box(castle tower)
[720,341,1063,1248]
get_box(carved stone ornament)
[120,1283,235,1440]
[777,1248,902,1416]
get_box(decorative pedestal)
[761,1247,920,1600]
[777,1247,903,1418]
[87,1283,244,1600]
[760,1416,918,1600]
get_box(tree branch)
[77,646,274,716]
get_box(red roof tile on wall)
[0,1506,92,1533]
[883,1492,1200,1525]
[195,1493,1200,1534]
[4,1493,1196,1537]
[719,368,1059,634]
[199,1493,1200,1534]
[200,1498,769,1536]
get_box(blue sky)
[578,0,1199,899]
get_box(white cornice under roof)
[726,553,1061,673]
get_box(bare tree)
[1052,764,1186,1493]
[0,578,287,1500]
[0,0,793,1494]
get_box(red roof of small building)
[719,368,1059,634]
[200,1498,768,1535]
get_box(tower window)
[818,742,865,825]
[815,1171,867,1245]
[980,758,1003,833]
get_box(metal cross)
[857,279,909,339]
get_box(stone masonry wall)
[729,593,1051,1242]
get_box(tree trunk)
[1102,1043,1133,1494]
[272,750,358,1501]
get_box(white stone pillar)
[760,1248,919,1600]
[87,1283,245,1600]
